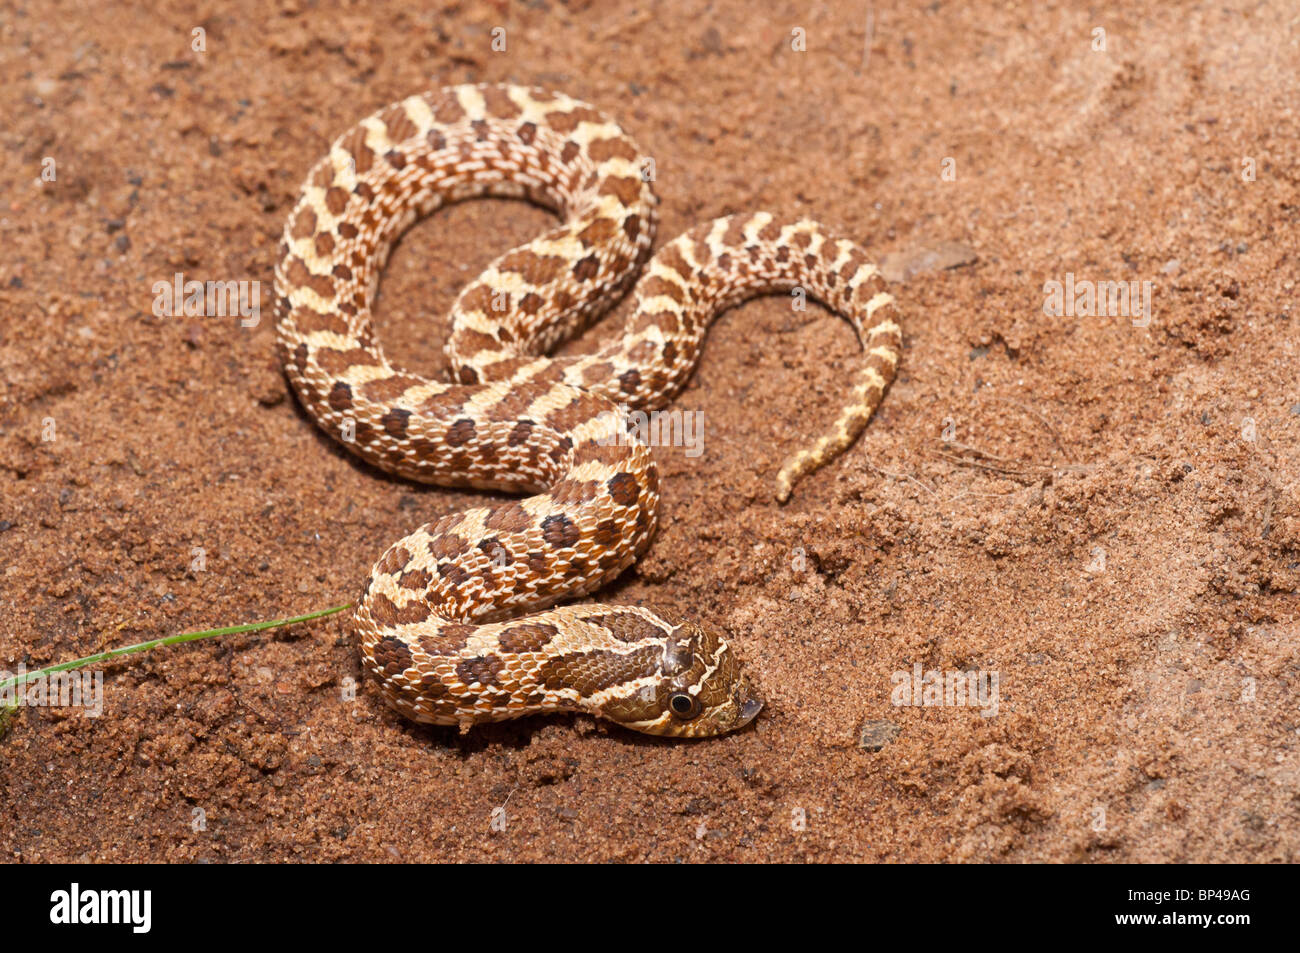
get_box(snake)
[273,84,901,738]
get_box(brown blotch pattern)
[499,248,565,285]
[314,346,381,377]
[577,217,617,248]
[545,392,607,433]
[446,418,477,446]
[657,243,694,280]
[497,622,559,653]
[286,258,338,301]
[506,419,535,446]
[377,545,412,576]
[571,254,601,282]
[546,105,604,133]
[367,594,433,627]
[581,610,669,643]
[428,533,469,560]
[481,85,522,119]
[413,672,449,697]
[290,206,317,240]
[336,127,375,174]
[618,368,641,393]
[456,655,505,688]
[551,479,599,506]
[381,407,410,438]
[371,635,413,676]
[309,161,335,190]
[541,512,581,548]
[418,623,476,657]
[574,442,634,467]
[438,562,471,587]
[416,389,469,419]
[398,568,432,591]
[324,187,350,216]
[606,472,640,507]
[484,502,533,533]
[380,102,418,143]
[291,306,349,337]
[632,309,680,334]
[360,374,423,404]
[328,380,353,412]
[586,137,639,163]
[477,537,513,565]
[581,360,616,386]
[599,176,644,208]
[426,90,466,125]
[538,645,661,695]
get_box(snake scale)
[274,84,901,737]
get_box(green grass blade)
[0,602,353,698]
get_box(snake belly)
[274,84,902,737]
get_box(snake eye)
[668,692,701,719]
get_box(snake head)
[600,616,763,738]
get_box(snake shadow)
[390,710,753,754]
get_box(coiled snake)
[274,84,901,737]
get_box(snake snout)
[734,692,763,730]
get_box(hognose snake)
[273,84,901,737]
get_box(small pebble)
[858,719,901,751]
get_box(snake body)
[274,85,901,737]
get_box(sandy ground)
[1,0,1298,862]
